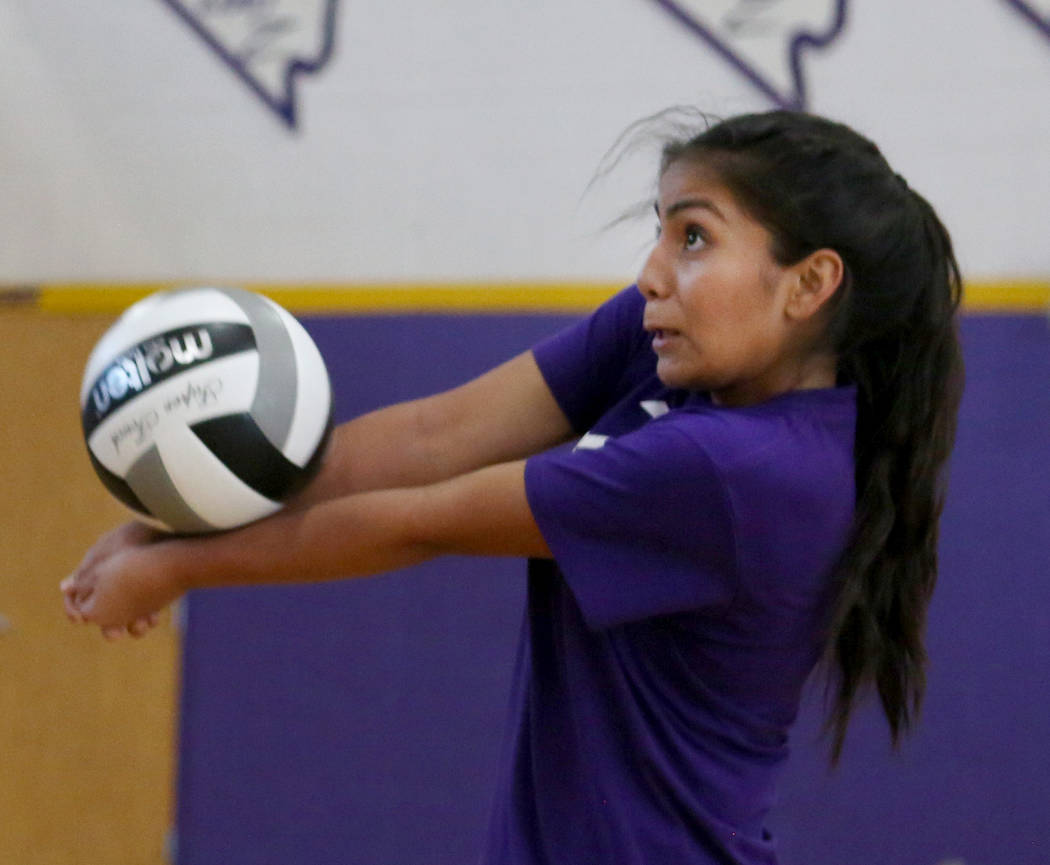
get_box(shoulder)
[659,386,856,474]
[665,389,858,597]
[649,388,857,551]
[531,286,653,433]
[528,385,856,531]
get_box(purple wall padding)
[176,313,1050,865]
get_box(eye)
[684,225,707,251]
[654,222,663,240]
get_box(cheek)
[692,285,781,361]
[684,277,761,332]
[677,256,782,336]
[723,262,783,326]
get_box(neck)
[712,352,839,407]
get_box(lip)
[644,322,681,351]
[651,332,675,351]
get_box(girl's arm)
[294,349,574,503]
[64,459,549,633]
[63,348,573,637]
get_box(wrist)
[162,536,211,595]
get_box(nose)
[637,242,672,301]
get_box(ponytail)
[825,192,964,761]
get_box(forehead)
[657,158,772,239]
[656,158,743,218]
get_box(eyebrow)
[654,198,728,222]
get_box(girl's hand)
[61,522,186,640]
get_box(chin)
[656,363,706,392]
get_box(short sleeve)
[524,417,738,629]
[531,286,649,433]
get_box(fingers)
[104,613,161,641]
[61,565,94,611]
[128,614,159,638]
[62,522,172,640]
[61,577,161,639]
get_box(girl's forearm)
[67,458,543,630]
[288,352,573,509]
[171,459,546,597]
[175,487,434,592]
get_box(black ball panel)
[190,412,329,503]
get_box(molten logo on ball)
[83,322,254,436]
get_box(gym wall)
[2,1,1048,285]
[2,2,1048,863]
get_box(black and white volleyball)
[80,287,332,533]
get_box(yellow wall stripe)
[13,282,624,315]
[961,280,1050,312]
[2,280,1048,315]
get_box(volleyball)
[79,286,333,534]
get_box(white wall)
[2,0,1048,284]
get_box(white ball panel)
[80,288,251,404]
[269,302,332,465]
[87,352,261,476]
[155,424,282,530]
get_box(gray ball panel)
[215,287,298,450]
[126,446,218,534]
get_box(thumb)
[60,578,84,623]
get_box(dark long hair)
[662,110,964,762]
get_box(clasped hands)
[61,521,185,641]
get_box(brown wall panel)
[0,310,177,865]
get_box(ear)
[785,249,844,322]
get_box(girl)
[63,110,963,864]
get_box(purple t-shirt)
[480,287,857,865]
